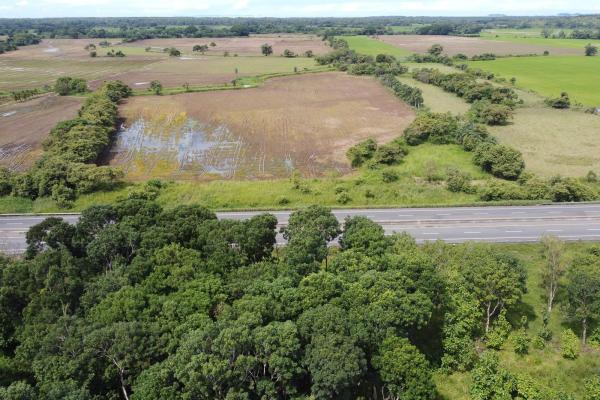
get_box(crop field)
[0,95,83,171]
[374,34,581,56]
[104,55,319,89]
[107,72,416,181]
[467,56,600,106]
[344,35,412,58]
[122,34,330,56]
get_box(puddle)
[1,111,16,117]
[110,113,320,179]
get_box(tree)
[261,43,273,56]
[541,235,567,313]
[167,47,181,57]
[585,43,598,56]
[460,245,527,333]
[372,336,435,400]
[470,352,516,400]
[193,44,209,54]
[473,143,525,180]
[282,49,296,58]
[149,80,162,95]
[428,44,444,56]
[565,261,600,344]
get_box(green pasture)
[344,35,412,58]
[481,29,600,50]
[468,56,600,106]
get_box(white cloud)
[232,0,249,10]
[16,0,29,6]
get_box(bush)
[346,138,377,168]
[512,330,530,355]
[470,101,513,126]
[531,336,546,350]
[549,176,597,202]
[473,143,525,180]
[403,112,459,145]
[479,180,525,201]
[54,76,87,95]
[585,170,598,183]
[545,92,571,109]
[446,168,473,193]
[456,121,496,151]
[336,192,351,204]
[560,329,580,359]
[382,169,399,183]
[486,311,511,350]
[372,140,408,165]
[0,167,13,196]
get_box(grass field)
[481,29,600,50]
[396,75,470,114]
[437,242,600,400]
[344,35,412,58]
[468,56,600,106]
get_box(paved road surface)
[1,204,600,254]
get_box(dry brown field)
[0,95,83,171]
[108,72,415,181]
[375,35,580,56]
[123,34,330,57]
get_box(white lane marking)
[512,212,527,214]
[6,222,23,225]
[464,231,481,234]
[588,228,600,231]
[506,230,523,233]
[422,232,440,235]
[436,213,451,216]
[396,214,414,217]
[546,229,563,232]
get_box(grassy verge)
[0,143,511,213]
[437,243,600,400]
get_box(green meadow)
[481,29,600,50]
[344,35,412,58]
[468,56,600,106]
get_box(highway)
[1,204,600,254]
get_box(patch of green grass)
[481,29,600,50]
[396,75,470,115]
[467,56,600,106]
[344,35,412,58]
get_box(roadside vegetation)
[0,202,598,399]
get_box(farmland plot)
[109,72,415,180]
[0,95,83,171]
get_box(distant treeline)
[0,32,40,54]
[1,15,599,41]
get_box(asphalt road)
[1,204,600,254]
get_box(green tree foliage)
[584,43,598,56]
[261,43,273,56]
[346,138,378,167]
[564,249,600,344]
[470,351,517,400]
[149,80,163,95]
[428,44,444,56]
[403,112,459,145]
[379,74,424,108]
[561,329,581,359]
[193,44,209,53]
[470,101,514,126]
[545,92,571,109]
[54,76,87,95]
[473,143,525,180]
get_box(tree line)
[0,80,132,207]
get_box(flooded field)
[109,72,416,180]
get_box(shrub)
[456,121,496,151]
[545,92,571,109]
[584,43,598,56]
[486,311,511,350]
[473,143,525,180]
[403,112,459,145]
[336,192,351,204]
[150,80,163,95]
[382,169,399,183]
[470,101,513,126]
[549,176,597,202]
[282,49,296,58]
[584,377,600,400]
[372,140,408,165]
[54,76,87,95]
[375,53,396,63]
[0,167,13,196]
[560,329,580,359]
[168,47,181,57]
[585,170,598,183]
[446,168,473,193]
[531,336,546,350]
[512,330,530,355]
[346,138,377,168]
[479,180,525,201]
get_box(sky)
[0,0,598,18]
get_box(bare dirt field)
[123,34,330,57]
[0,95,83,171]
[109,72,415,181]
[375,35,580,56]
[101,56,318,89]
